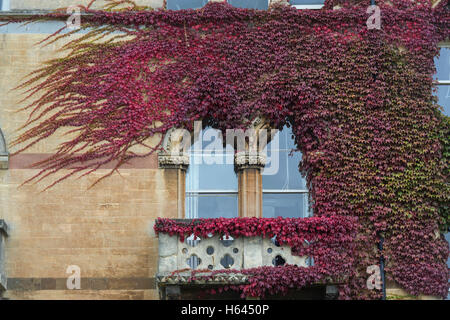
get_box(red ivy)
[5,0,450,298]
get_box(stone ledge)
[157,273,249,286]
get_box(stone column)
[158,153,189,219]
[235,152,266,218]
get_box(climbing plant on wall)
[3,0,449,299]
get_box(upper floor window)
[262,126,311,218]
[167,0,208,10]
[0,0,10,11]
[435,46,450,116]
[185,127,238,218]
[228,0,269,9]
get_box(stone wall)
[0,27,183,299]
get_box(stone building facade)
[0,0,448,300]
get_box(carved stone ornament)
[234,151,267,170]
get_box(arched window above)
[262,125,311,218]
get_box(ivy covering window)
[435,46,450,116]
[290,0,324,9]
[185,128,238,218]
[262,126,311,218]
[167,0,208,10]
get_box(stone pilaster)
[158,152,189,219]
[235,152,266,218]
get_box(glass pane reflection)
[263,193,311,218]
[167,0,208,10]
[186,194,238,219]
[436,85,450,116]
[434,48,450,81]
[228,0,269,9]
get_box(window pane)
[228,0,269,9]
[262,125,307,190]
[436,85,450,116]
[290,0,325,5]
[167,0,208,10]
[434,47,450,81]
[186,153,237,191]
[263,151,307,190]
[263,193,310,218]
[186,194,238,218]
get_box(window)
[185,127,238,218]
[0,0,9,11]
[290,0,325,9]
[167,0,208,10]
[435,46,450,116]
[262,126,311,218]
[228,0,269,10]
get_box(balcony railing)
[154,217,357,299]
[157,232,309,282]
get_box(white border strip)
[292,4,324,9]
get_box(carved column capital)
[234,151,267,171]
[158,152,190,170]
[269,0,290,7]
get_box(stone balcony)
[157,233,309,278]
[156,230,313,299]
[154,217,355,299]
